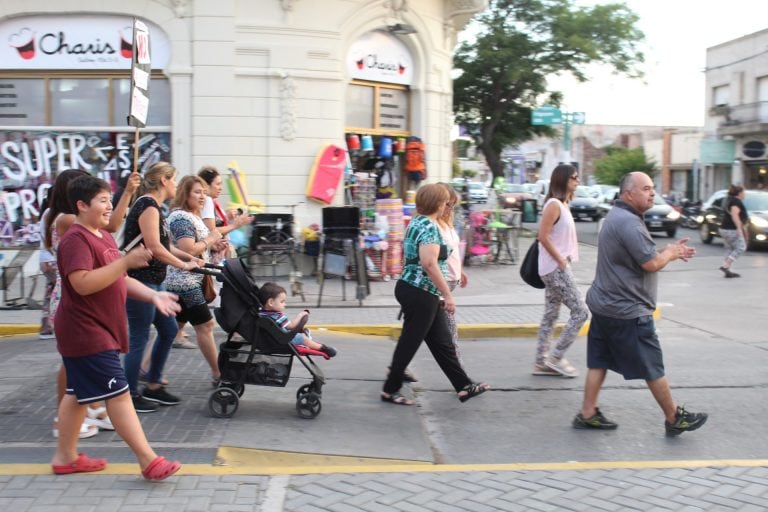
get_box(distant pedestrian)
[574,172,707,436]
[382,183,489,405]
[719,185,748,278]
[533,164,588,378]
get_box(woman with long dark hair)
[533,164,588,378]
[719,184,748,278]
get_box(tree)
[593,146,657,185]
[453,0,645,179]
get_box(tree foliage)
[593,146,657,185]
[453,0,645,178]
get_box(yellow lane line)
[2,458,765,477]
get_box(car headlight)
[666,210,680,220]
[696,215,704,223]
[504,197,517,206]
[749,216,768,228]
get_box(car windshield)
[653,195,667,205]
[469,183,484,190]
[504,184,526,193]
[744,192,768,211]
[574,186,591,198]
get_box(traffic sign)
[531,106,563,126]
[572,112,586,125]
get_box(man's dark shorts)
[63,350,130,404]
[587,312,665,381]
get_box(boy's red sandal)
[142,456,181,481]
[52,453,107,475]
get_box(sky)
[546,0,768,126]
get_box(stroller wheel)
[296,383,313,400]
[296,391,322,419]
[209,387,240,418]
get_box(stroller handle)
[190,267,221,276]
[204,262,224,270]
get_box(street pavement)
[1,233,768,510]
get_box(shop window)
[0,74,171,127]
[112,78,171,127]
[345,81,409,135]
[346,84,374,128]
[0,79,45,126]
[51,78,110,125]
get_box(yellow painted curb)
[0,457,764,477]
[0,307,660,339]
[215,446,432,468]
[0,324,39,336]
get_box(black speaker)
[322,207,360,239]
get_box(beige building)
[703,27,768,198]
[0,0,487,237]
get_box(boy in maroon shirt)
[51,175,182,481]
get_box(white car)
[468,182,489,203]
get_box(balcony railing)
[711,101,768,126]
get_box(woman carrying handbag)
[533,164,589,378]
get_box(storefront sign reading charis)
[0,15,170,70]
[347,30,414,86]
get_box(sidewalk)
[0,237,586,338]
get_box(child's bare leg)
[51,395,88,465]
[105,392,157,470]
[193,320,220,380]
[56,365,66,405]
[304,338,324,351]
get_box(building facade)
[0,0,486,243]
[703,27,768,198]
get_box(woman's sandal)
[52,452,108,475]
[458,382,491,403]
[380,392,415,406]
[85,406,115,431]
[142,456,182,481]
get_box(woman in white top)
[533,164,588,378]
[437,183,468,360]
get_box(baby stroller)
[198,258,327,419]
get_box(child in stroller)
[257,282,337,358]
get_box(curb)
[0,307,661,339]
[0,324,39,336]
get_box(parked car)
[596,194,681,236]
[497,183,533,209]
[569,186,601,221]
[699,190,768,249]
[467,181,489,203]
[644,194,681,237]
[587,184,618,203]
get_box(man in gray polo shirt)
[574,172,708,436]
